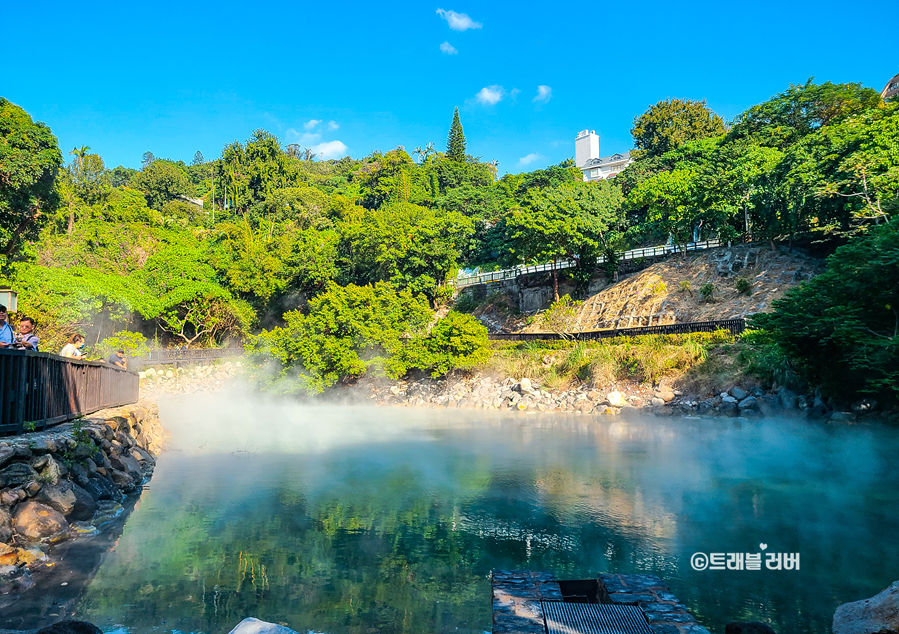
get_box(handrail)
[0,349,139,436]
[456,239,722,288]
[488,318,746,341]
[132,347,243,368]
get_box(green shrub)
[651,280,667,294]
[735,276,752,295]
[426,311,490,376]
[679,280,691,293]
[699,282,716,301]
[95,331,150,359]
[540,294,582,335]
[453,292,480,313]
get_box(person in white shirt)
[60,334,86,359]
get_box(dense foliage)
[1,79,897,398]
[752,222,899,402]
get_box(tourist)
[14,317,39,351]
[0,305,14,348]
[60,334,86,359]
[108,349,127,369]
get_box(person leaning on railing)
[60,334,86,359]
[0,305,13,348]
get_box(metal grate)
[542,602,653,634]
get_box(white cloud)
[286,129,321,145]
[303,119,322,130]
[436,8,482,31]
[510,88,521,100]
[440,41,458,55]
[327,121,339,130]
[518,153,543,166]
[313,140,349,160]
[474,85,504,105]
[533,85,552,103]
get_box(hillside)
[520,245,823,332]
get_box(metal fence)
[0,349,139,436]
[132,347,243,368]
[455,239,722,288]
[488,318,747,342]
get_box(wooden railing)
[488,318,747,341]
[455,239,722,288]
[0,349,139,436]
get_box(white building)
[575,129,633,182]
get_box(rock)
[721,395,739,405]
[35,620,103,634]
[725,623,777,634]
[228,617,300,634]
[0,463,38,489]
[696,400,715,416]
[651,397,665,407]
[657,391,675,403]
[109,453,143,484]
[720,401,740,417]
[0,446,15,470]
[607,391,628,407]
[829,411,856,423]
[833,580,899,634]
[0,507,11,543]
[518,378,532,393]
[110,469,135,491]
[39,455,67,484]
[68,484,97,521]
[777,388,798,410]
[738,396,759,411]
[12,501,69,542]
[35,482,78,516]
[29,437,59,454]
[749,387,766,397]
[0,489,17,506]
[730,387,748,400]
[84,474,122,502]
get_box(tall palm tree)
[413,146,424,164]
[69,145,90,171]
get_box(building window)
[591,169,599,177]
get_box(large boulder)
[69,483,98,521]
[109,453,142,484]
[228,618,300,634]
[12,501,69,542]
[35,482,77,516]
[0,463,37,488]
[777,388,798,410]
[0,446,16,469]
[606,391,628,407]
[833,580,899,634]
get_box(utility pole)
[211,162,215,224]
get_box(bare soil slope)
[524,244,823,332]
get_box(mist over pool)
[10,388,899,634]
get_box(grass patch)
[485,330,735,390]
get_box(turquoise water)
[11,394,899,634]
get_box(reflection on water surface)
[8,393,899,634]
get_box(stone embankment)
[0,402,165,594]
[139,361,241,397]
[366,375,891,422]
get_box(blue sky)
[3,0,897,175]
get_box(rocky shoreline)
[138,361,240,398]
[361,374,895,423]
[0,402,166,596]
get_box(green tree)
[752,222,899,402]
[628,168,699,252]
[631,98,726,159]
[192,150,205,166]
[132,160,193,211]
[446,107,467,162]
[0,98,63,259]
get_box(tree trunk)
[67,201,74,236]
[2,207,40,257]
[552,260,559,302]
